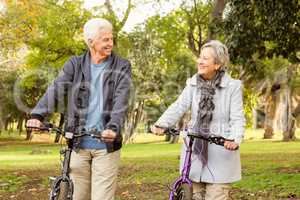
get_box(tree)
[0,0,92,136]
[102,0,133,47]
[180,0,212,56]
[224,0,300,140]
[117,10,196,142]
[208,0,227,39]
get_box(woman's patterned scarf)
[192,69,225,166]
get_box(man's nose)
[197,58,203,64]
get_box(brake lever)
[25,126,50,132]
[208,135,239,150]
[88,129,103,141]
[154,125,179,136]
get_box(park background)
[0,0,300,199]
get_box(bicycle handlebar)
[153,125,239,150]
[26,123,102,140]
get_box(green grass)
[235,141,300,199]
[1,130,300,199]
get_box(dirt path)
[0,169,165,200]
[0,170,51,200]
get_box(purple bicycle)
[153,126,238,200]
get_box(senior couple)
[27,18,245,200]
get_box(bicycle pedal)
[60,149,66,154]
[49,176,56,181]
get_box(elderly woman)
[151,40,245,200]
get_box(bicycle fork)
[49,148,74,200]
[169,137,194,200]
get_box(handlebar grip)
[154,125,179,135]
[26,122,54,131]
[154,125,167,132]
[25,126,50,131]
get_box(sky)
[84,0,182,32]
[0,0,181,32]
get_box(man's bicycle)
[152,126,238,200]
[26,123,102,200]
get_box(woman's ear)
[215,64,221,71]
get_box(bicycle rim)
[174,183,192,200]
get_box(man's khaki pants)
[192,182,230,200]
[69,149,120,200]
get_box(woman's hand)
[150,126,165,136]
[224,141,239,151]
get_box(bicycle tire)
[57,181,70,200]
[174,183,193,200]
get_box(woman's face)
[196,47,221,80]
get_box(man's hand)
[224,141,239,151]
[26,119,43,131]
[101,129,117,143]
[150,125,165,136]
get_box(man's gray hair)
[83,18,113,46]
[201,40,229,67]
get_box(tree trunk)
[4,118,9,131]
[282,64,297,141]
[8,122,13,134]
[208,0,227,39]
[124,101,144,143]
[282,86,293,141]
[263,91,276,139]
[17,116,24,134]
[25,129,32,140]
[292,102,300,119]
[59,113,65,128]
[0,117,3,135]
[283,86,296,141]
[252,108,257,129]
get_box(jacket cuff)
[234,136,243,146]
[30,114,44,122]
[105,122,120,134]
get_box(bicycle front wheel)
[50,180,72,200]
[57,181,69,200]
[174,183,193,200]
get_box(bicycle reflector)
[64,132,74,139]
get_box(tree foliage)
[224,0,300,75]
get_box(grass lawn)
[0,129,300,199]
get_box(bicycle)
[26,123,102,200]
[152,126,239,200]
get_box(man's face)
[90,28,113,57]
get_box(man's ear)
[88,39,93,46]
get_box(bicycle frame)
[48,137,74,200]
[169,136,194,200]
[26,124,102,200]
[159,128,237,200]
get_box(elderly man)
[26,18,131,200]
